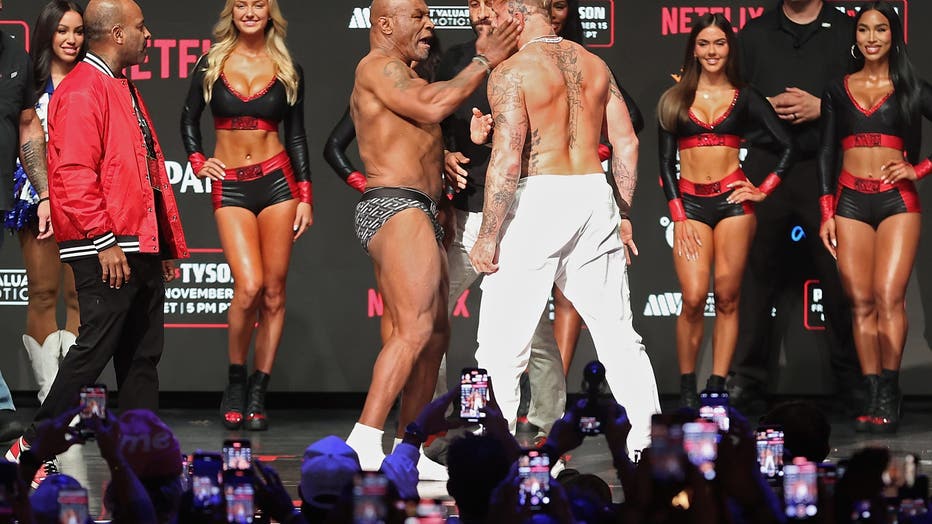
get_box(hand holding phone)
[224,470,255,524]
[651,415,684,483]
[756,425,785,482]
[518,449,550,510]
[353,472,388,523]
[460,368,489,422]
[683,421,718,481]
[191,452,223,512]
[223,439,252,471]
[78,384,107,439]
[784,460,818,520]
[57,488,88,524]
[699,390,729,432]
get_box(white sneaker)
[416,450,448,482]
[550,456,566,478]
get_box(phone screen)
[224,472,254,524]
[353,472,388,524]
[683,421,717,480]
[756,426,785,481]
[222,440,252,471]
[192,452,223,511]
[699,391,729,432]
[57,488,89,524]
[79,385,107,420]
[650,416,684,483]
[784,461,818,520]
[518,450,550,510]
[460,368,489,422]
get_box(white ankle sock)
[346,423,385,471]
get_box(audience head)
[760,400,831,462]
[31,474,89,524]
[446,434,512,520]
[104,410,184,523]
[299,436,361,516]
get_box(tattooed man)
[346,0,520,474]
[0,4,54,441]
[469,0,660,453]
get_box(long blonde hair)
[202,0,299,105]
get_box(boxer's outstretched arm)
[604,64,638,214]
[367,57,491,125]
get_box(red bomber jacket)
[47,53,188,262]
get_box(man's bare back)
[492,38,612,177]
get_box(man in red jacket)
[4,0,188,486]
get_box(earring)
[850,44,861,59]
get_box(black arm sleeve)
[323,106,359,180]
[180,55,208,157]
[920,80,932,164]
[817,86,839,196]
[658,125,681,202]
[619,84,644,135]
[284,64,311,183]
[748,88,794,178]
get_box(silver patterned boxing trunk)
[354,186,444,253]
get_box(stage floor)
[9,399,932,518]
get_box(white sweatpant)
[475,174,661,452]
[447,209,565,433]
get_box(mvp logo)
[643,292,716,317]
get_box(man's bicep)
[488,67,528,155]
[368,60,434,122]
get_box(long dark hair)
[657,13,744,132]
[31,1,86,100]
[556,0,584,44]
[851,2,920,132]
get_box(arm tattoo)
[607,65,623,101]
[20,138,48,193]
[543,45,583,148]
[382,60,413,90]
[478,66,527,240]
[526,129,541,176]
[612,154,636,214]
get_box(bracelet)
[472,55,491,75]
[38,196,49,204]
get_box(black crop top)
[658,87,794,203]
[818,76,932,196]
[180,55,311,185]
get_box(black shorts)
[211,151,296,215]
[678,169,753,228]
[834,170,919,229]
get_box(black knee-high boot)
[221,364,247,430]
[246,371,271,431]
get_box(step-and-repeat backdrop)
[0,0,930,395]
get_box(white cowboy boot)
[23,332,61,404]
[58,330,77,359]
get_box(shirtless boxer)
[346,0,519,473]
[469,0,660,453]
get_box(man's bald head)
[370,0,418,22]
[85,0,127,42]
